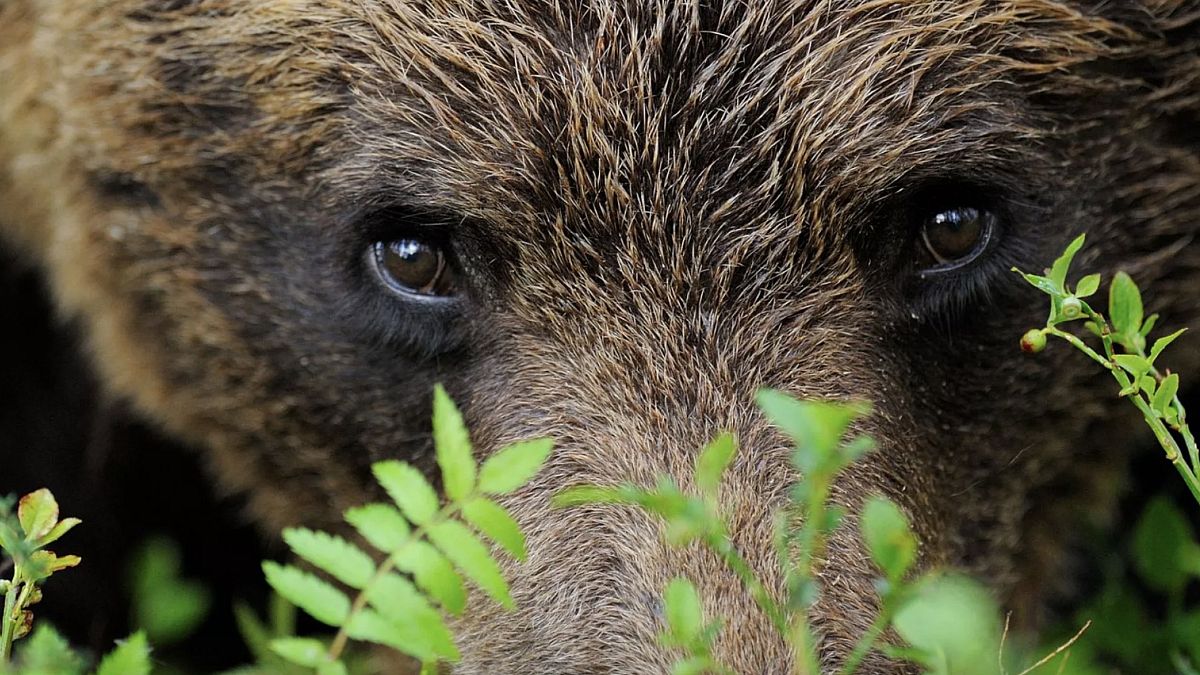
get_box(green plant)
[128,536,211,647]
[1013,234,1197,505]
[7,626,151,675]
[1014,235,1199,674]
[555,393,1051,675]
[1042,495,1200,675]
[237,236,1199,674]
[0,489,81,663]
[0,488,152,675]
[262,384,554,674]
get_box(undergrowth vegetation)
[1013,235,1200,673]
[1,236,1196,674]
[0,489,151,674]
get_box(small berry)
[1021,329,1047,353]
[1061,297,1083,320]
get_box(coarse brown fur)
[2,0,1199,671]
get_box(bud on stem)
[1021,329,1048,353]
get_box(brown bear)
[1,0,1198,672]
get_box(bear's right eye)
[369,239,459,298]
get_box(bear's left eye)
[369,239,459,297]
[919,206,997,270]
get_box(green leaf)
[1174,651,1200,675]
[663,501,717,546]
[663,577,704,644]
[1113,354,1152,379]
[233,602,275,664]
[672,657,721,675]
[1152,373,1180,417]
[345,607,437,663]
[26,550,80,581]
[394,540,467,615]
[17,624,86,675]
[345,503,411,553]
[1149,328,1187,364]
[1013,270,1061,296]
[361,575,459,661]
[478,438,555,495]
[822,505,846,535]
[861,496,917,582]
[129,538,210,646]
[695,432,737,498]
[95,632,152,675]
[270,637,327,667]
[787,575,819,612]
[551,485,629,507]
[1140,313,1161,338]
[1079,581,1149,668]
[373,461,439,526]
[625,480,690,522]
[318,661,349,675]
[1049,234,1086,289]
[842,436,876,463]
[1132,497,1194,594]
[1139,376,1157,396]
[461,497,526,560]
[433,384,476,503]
[0,521,14,553]
[893,575,1003,675]
[756,389,865,460]
[35,517,81,547]
[262,562,351,627]
[18,488,59,542]
[1074,273,1101,298]
[282,528,375,589]
[1178,610,1200,667]
[427,520,514,608]
[1109,271,1144,340]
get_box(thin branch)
[1015,620,1091,675]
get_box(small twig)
[1054,650,1071,675]
[999,612,1011,675]
[1014,620,1091,675]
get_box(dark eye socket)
[370,239,458,297]
[918,205,997,272]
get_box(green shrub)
[0,489,152,675]
[261,384,554,674]
[1014,234,1199,674]
[6,235,1195,675]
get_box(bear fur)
[2,0,1199,671]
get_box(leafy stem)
[838,589,901,675]
[325,502,459,662]
[265,384,555,673]
[1042,327,1111,370]
[1015,233,1198,509]
[0,563,20,662]
[0,489,82,666]
[709,536,786,633]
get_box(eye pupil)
[921,206,988,265]
[372,239,455,296]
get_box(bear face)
[2,0,1198,672]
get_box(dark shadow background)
[0,241,272,671]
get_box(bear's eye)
[919,206,996,269]
[369,239,458,297]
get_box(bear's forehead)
[337,0,1039,242]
